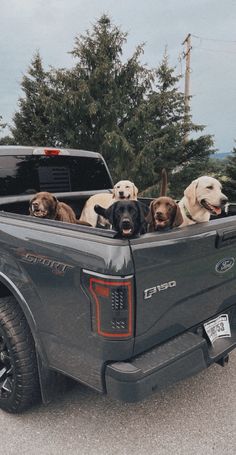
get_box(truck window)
[0,155,112,196]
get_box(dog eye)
[206,185,213,190]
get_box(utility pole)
[182,33,192,142]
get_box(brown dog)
[148,197,183,231]
[29,192,77,223]
[147,169,183,231]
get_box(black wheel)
[0,296,40,413]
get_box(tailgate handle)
[216,229,236,248]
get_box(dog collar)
[182,203,196,222]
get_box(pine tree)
[0,116,15,145]
[50,15,152,180]
[130,53,214,196]
[8,16,214,192]
[11,52,54,146]
[0,115,6,131]
[224,144,236,201]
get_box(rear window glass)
[0,155,112,196]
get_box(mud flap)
[36,352,69,405]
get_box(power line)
[191,33,236,55]
[192,34,236,44]
[194,46,236,55]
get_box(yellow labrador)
[178,176,228,226]
[79,180,138,227]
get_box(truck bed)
[1,191,236,401]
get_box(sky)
[0,0,236,152]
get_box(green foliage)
[0,115,6,131]
[9,15,214,196]
[0,136,15,145]
[224,145,236,200]
[132,54,214,196]
[11,52,54,146]
[48,15,152,180]
[0,116,15,145]
[205,157,227,180]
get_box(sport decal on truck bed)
[16,249,74,276]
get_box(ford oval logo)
[215,257,235,274]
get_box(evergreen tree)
[50,15,152,180]
[11,52,54,146]
[0,116,15,145]
[224,144,236,201]
[9,16,214,191]
[0,115,6,132]
[130,53,214,196]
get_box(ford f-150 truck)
[1,145,236,413]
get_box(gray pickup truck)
[1,145,236,413]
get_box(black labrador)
[94,200,150,238]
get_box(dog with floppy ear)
[29,191,77,223]
[78,180,138,228]
[147,169,183,232]
[94,200,150,238]
[148,197,183,231]
[178,176,228,226]
[112,180,138,200]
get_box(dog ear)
[112,187,116,199]
[52,195,59,216]
[133,184,138,199]
[94,204,107,218]
[184,179,199,207]
[29,197,34,214]
[94,204,115,224]
[104,203,116,224]
[137,201,150,224]
[146,200,155,231]
[172,203,184,227]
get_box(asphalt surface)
[1,351,236,455]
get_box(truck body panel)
[0,212,134,391]
[1,146,236,405]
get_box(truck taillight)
[82,271,133,338]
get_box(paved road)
[1,351,236,455]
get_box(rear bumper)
[105,329,236,402]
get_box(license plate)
[204,314,231,344]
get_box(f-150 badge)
[144,281,176,300]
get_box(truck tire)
[0,296,40,413]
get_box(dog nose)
[155,211,165,220]
[122,218,131,228]
[221,196,228,205]
[32,202,39,208]
[119,191,124,197]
